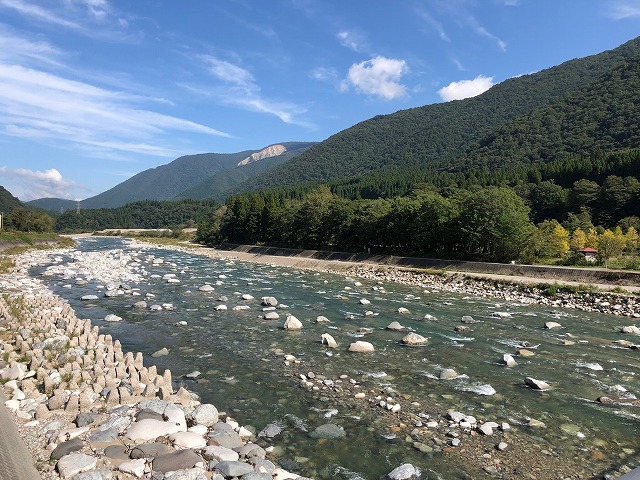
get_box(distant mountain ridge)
[28,142,315,210]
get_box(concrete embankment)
[218,243,640,288]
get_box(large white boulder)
[321,333,338,348]
[349,341,374,353]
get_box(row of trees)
[54,199,219,233]
[197,184,639,264]
[3,207,55,233]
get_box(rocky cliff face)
[237,144,287,166]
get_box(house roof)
[577,247,598,253]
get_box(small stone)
[385,463,421,480]
[478,424,494,436]
[216,461,254,477]
[169,431,207,449]
[151,347,169,358]
[525,377,551,390]
[51,438,84,460]
[439,368,458,379]
[497,442,508,451]
[203,445,239,462]
[153,450,203,473]
[321,333,338,348]
[309,423,346,439]
[517,349,535,357]
[187,403,219,426]
[57,453,97,479]
[118,459,147,478]
[545,321,562,329]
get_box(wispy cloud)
[0,166,86,201]
[336,29,367,52]
[416,8,450,42]
[475,25,507,52]
[0,63,229,159]
[608,1,640,19]
[0,0,137,42]
[310,66,338,82]
[437,75,493,101]
[0,24,64,66]
[342,56,408,100]
[191,54,311,127]
[428,1,507,52]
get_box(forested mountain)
[72,151,252,209]
[0,186,24,215]
[176,142,315,201]
[235,37,640,193]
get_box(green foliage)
[0,186,23,216]
[207,186,535,262]
[55,199,219,233]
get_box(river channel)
[31,237,640,479]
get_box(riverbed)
[27,237,640,479]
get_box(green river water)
[33,238,640,479]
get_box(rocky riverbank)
[0,247,316,480]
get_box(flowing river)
[30,237,639,479]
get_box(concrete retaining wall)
[219,243,640,287]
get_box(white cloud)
[608,1,640,19]
[194,55,311,127]
[0,166,84,200]
[336,30,366,52]
[0,63,229,159]
[437,75,494,101]
[343,56,408,100]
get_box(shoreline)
[1,239,638,480]
[0,245,313,480]
[159,241,640,319]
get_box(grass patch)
[0,256,14,273]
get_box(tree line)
[54,199,219,233]
[197,178,639,264]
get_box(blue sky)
[1,0,639,201]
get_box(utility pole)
[0,212,3,229]
[76,200,81,214]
